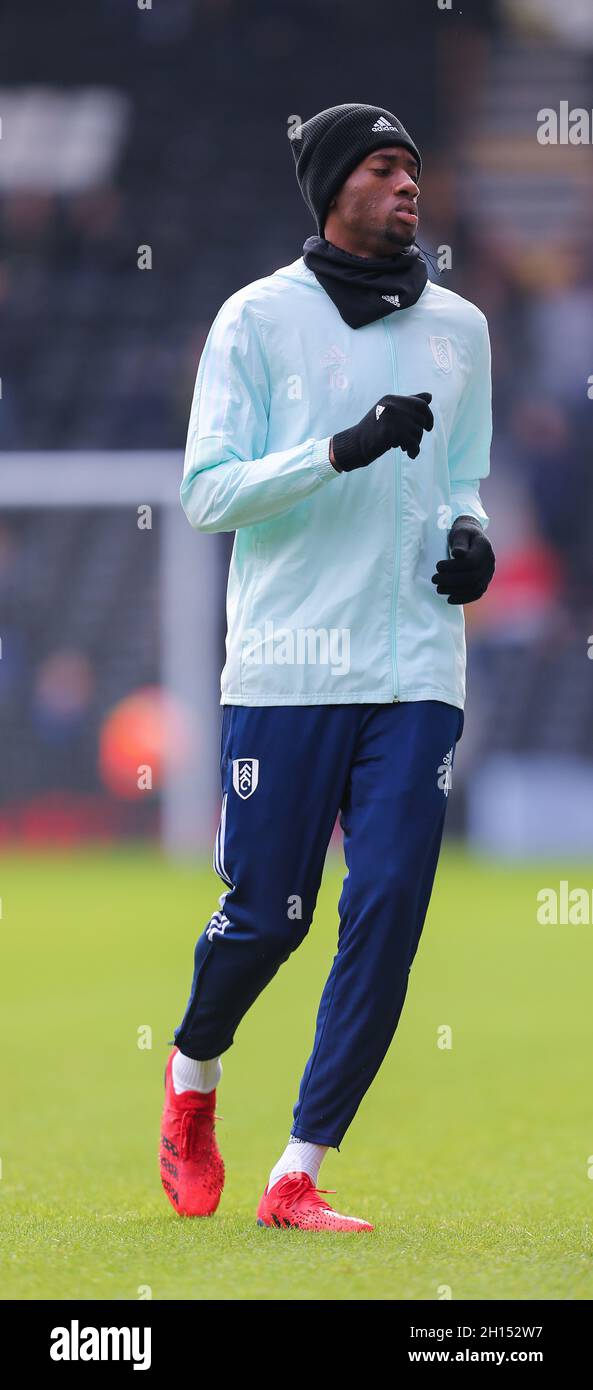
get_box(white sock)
[172,1050,222,1095]
[268,1136,328,1191]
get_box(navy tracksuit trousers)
[174,700,463,1148]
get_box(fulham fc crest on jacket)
[430,336,453,373]
[233,758,259,800]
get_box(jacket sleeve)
[180,296,336,533]
[447,312,492,530]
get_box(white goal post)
[1,451,221,856]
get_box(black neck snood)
[302,235,429,330]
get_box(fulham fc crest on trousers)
[233,758,259,800]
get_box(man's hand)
[330,392,434,473]
[432,515,495,605]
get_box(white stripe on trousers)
[213,792,232,888]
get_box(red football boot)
[159,1048,224,1216]
[257,1172,373,1233]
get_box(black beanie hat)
[289,103,422,235]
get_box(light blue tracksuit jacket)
[181,256,491,709]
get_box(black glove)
[331,392,434,472]
[432,515,495,605]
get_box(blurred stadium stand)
[1,0,592,853]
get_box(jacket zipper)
[382,319,400,702]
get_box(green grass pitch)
[1,846,592,1301]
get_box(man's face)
[325,145,420,255]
